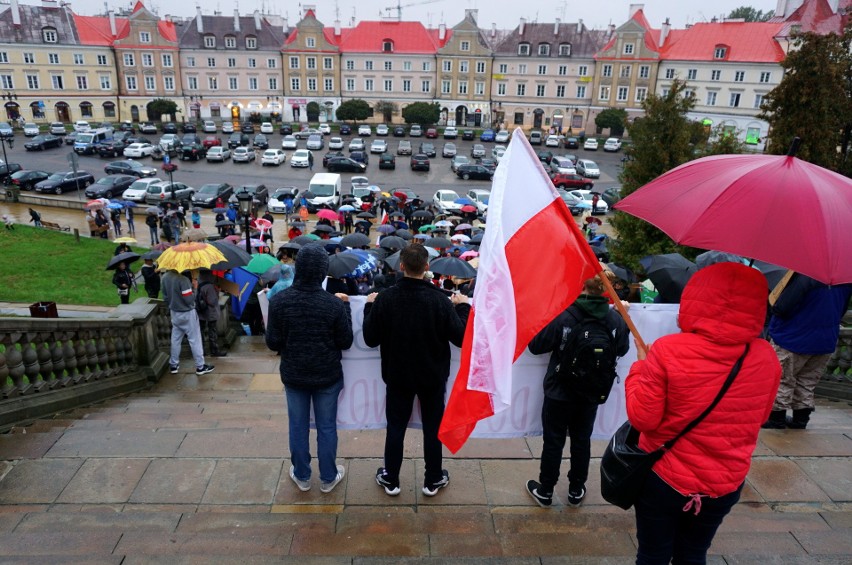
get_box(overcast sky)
[68,0,779,30]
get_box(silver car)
[232,146,255,163]
[442,143,457,158]
[471,144,486,158]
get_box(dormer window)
[382,39,394,53]
[225,35,236,49]
[139,31,151,43]
[518,42,530,56]
[559,43,571,56]
[306,37,315,48]
[204,35,216,48]
[714,45,728,59]
[538,43,550,56]
[42,27,58,43]
[245,36,257,49]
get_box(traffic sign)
[163,154,170,165]
[66,151,79,173]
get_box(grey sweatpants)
[772,342,831,410]
[170,309,205,368]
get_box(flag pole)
[598,273,648,354]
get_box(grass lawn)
[0,226,149,307]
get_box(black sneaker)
[525,480,553,508]
[376,467,400,496]
[195,364,215,376]
[170,365,179,374]
[567,484,586,507]
[422,470,450,497]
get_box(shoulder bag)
[600,344,749,510]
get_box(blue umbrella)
[338,204,356,212]
[123,201,137,208]
[454,197,474,205]
[347,249,381,277]
[376,224,396,234]
[107,202,124,210]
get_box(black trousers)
[384,382,445,485]
[201,319,220,355]
[538,394,598,490]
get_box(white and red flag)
[438,128,602,453]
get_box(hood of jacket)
[292,245,328,290]
[678,262,767,346]
[575,294,610,319]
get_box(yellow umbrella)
[381,192,392,198]
[156,242,226,272]
[113,237,137,244]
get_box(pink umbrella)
[224,235,242,244]
[317,209,339,221]
[615,147,852,285]
[454,223,473,232]
[460,250,479,259]
[253,218,273,230]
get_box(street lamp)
[235,188,253,256]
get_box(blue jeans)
[285,379,343,483]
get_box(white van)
[308,172,341,208]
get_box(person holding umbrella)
[125,205,136,236]
[111,261,135,305]
[161,267,214,377]
[191,208,201,229]
[140,257,160,299]
[196,270,226,357]
[145,211,160,245]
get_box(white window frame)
[556,85,565,98]
[383,79,392,92]
[497,83,506,96]
[228,77,238,90]
[164,76,174,91]
[616,86,628,102]
[476,61,486,73]
[602,64,612,78]
[578,65,588,76]
[365,78,374,91]
[142,53,154,67]
[577,85,586,98]
[324,78,334,91]
[162,54,173,67]
[290,77,300,91]
[635,87,647,102]
[623,43,634,55]
[76,75,88,90]
[73,54,84,65]
[460,40,470,51]
[516,83,526,96]
[706,91,717,106]
[139,31,151,43]
[599,86,610,101]
[290,57,299,69]
[125,75,137,90]
[306,37,315,48]
[729,92,741,107]
[204,35,216,48]
[123,53,135,67]
[711,70,721,81]
[421,80,431,92]
[144,76,156,91]
[100,75,111,90]
[535,84,545,97]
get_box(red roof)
[597,8,660,59]
[336,21,450,53]
[660,22,786,63]
[777,0,851,34]
[73,11,177,45]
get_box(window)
[76,75,87,90]
[268,77,278,90]
[307,57,317,70]
[365,61,373,70]
[142,54,153,67]
[80,102,93,118]
[403,61,412,71]
[538,65,547,75]
[599,86,610,101]
[123,53,135,66]
[422,62,430,71]
[578,65,588,76]
[228,77,238,90]
[734,71,745,82]
[42,28,57,43]
[384,61,392,71]
[324,57,333,70]
[125,75,137,90]
[103,102,116,118]
[729,92,741,107]
[538,43,550,56]
[290,57,299,69]
[144,76,155,90]
[97,54,108,66]
[207,58,216,68]
[635,87,647,102]
[308,78,317,91]
[518,43,530,56]
[519,64,527,75]
[346,60,354,70]
[620,65,631,78]
[685,89,695,99]
[402,79,411,92]
[706,91,717,106]
[23,52,34,64]
[186,57,195,68]
[458,81,468,94]
[556,85,565,97]
[225,36,236,49]
[204,35,215,48]
[602,65,612,78]
[0,75,12,89]
[745,127,761,145]
[162,54,173,67]
[638,65,650,79]
[559,43,571,56]
[498,63,508,73]
[382,40,393,52]
[535,84,545,97]
[665,68,675,79]
[164,76,174,90]
[460,60,469,73]
[474,81,484,95]
[442,80,451,94]
[617,86,628,102]
[421,80,431,92]
[754,94,765,108]
[291,77,300,90]
[208,76,218,89]
[49,53,60,65]
[517,83,526,96]
[265,58,276,69]
[187,76,197,90]
[73,54,84,65]
[365,79,374,91]
[476,61,486,73]
[51,75,63,89]
[460,40,470,51]
[759,71,771,83]
[324,78,333,91]
[497,83,506,96]
[138,31,151,43]
[513,112,524,125]
[306,37,315,48]
[623,43,634,55]
[100,75,111,90]
[442,60,452,72]
[714,46,727,59]
[558,65,567,76]
[26,74,39,89]
[711,69,721,81]
[662,88,670,97]
[577,85,586,98]
[345,78,355,91]
[687,68,697,80]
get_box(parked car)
[327,157,366,173]
[0,162,22,184]
[281,135,298,150]
[62,131,77,145]
[229,184,269,206]
[21,122,38,137]
[583,138,599,151]
[306,134,324,150]
[49,122,67,135]
[73,121,91,133]
[462,129,475,140]
[24,134,62,151]
[104,160,157,178]
[425,128,438,139]
[528,131,543,145]
[410,153,430,171]
[123,143,154,158]
[549,156,577,175]
[192,182,233,207]
[442,143,457,158]
[349,138,365,152]
[150,145,178,161]
[323,151,346,167]
[478,157,498,172]
[450,155,469,172]
[491,145,506,161]
[140,122,158,134]
[571,189,609,214]
[161,122,178,134]
[392,125,406,137]
[35,170,94,195]
[232,146,255,163]
[252,134,269,150]
[222,122,235,134]
[267,186,298,213]
[85,174,136,199]
[495,130,510,143]
[206,146,231,162]
[290,149,312,168]
[545,135,562,148]
[565,137,580,149]
[261,148,286,166]
[378,152,396,170]
[202,136,222,149]
[376,124,389,136]
[397,140,412,155]
[370,139,387,154]
[432,189,461,213]
[466,188,490,213]
[294,128,319,140]
[241,122,255,134]
[10,170,50,191]
[443,126,458,139]
[603,137,622,152]
[557,188,587,216]
[551,173,594,191]
[202,121,217,133]
[122,177,163,202]
[144,181,194,205]
[457,164,493,181]
[180,142,206,161]
[339,124,351,135]
[536,150,554,165]
[0,123,13,138]
[358,124,372,136]
[260,122,274,134]
[279,123,293,135]
[328,137,344,150]
[479,129,495,142]
[350,150,369,166]
[95,139,129,158]
[409,124,423,137]
[181,123,196,133]
[419,142,436,157]
[576,158,600,178]
[228,133,250,148]
[159,134,179,150]
[471,144,486,159]
[601,185,623,208]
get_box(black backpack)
[195,282,210,314]
[554,306,618,404]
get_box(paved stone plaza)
[0,336,850,563]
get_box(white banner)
[261,294,681,440]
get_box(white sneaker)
[289,465,311,492]
[320,465,346,494]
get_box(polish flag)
[438,128,602,453]
[380,210,389,224]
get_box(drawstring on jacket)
[683,493,705,516]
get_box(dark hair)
[442,278,456,290]
[400,245,429,275]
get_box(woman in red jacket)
[625,262,781,564]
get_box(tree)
[401,102,441,125]
[727,6,774,22]
[147,98,178,121]
[759,27,852,176]
[595,108,628,136]
[609,80,708,269]
[336,99,372,122]
[375,100,398,123]
[699,125,747,157]
[306,101,320,122]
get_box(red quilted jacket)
[625,262,781,497]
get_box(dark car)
[323,150,346,167]
[418,142,436,157]
[478,157,498,172]
[228,133,250,148]
[180,142,207,161]
[410,154,430,171]
[456,164,493,181]
[253,134,269,150]
[118,121,135,133]
[35,170,94,195]
[339,124,352,135]
[241,122,255,134]
[202,136,221,149]
[63,131,78,145]
[392,125,406,137]
[10,169,49,190]
[565,137,580,149]
[480,129,496,142]
[349,150,369,166]
[104,160,157,178]
[151,144,180,161]
[425,128,438,139]
[182,122,197,133]
[0,163,23,183]
[378,152,396,170]
[96,139,129,158]
[551,173,594,191]
[536,150,554,164]
[462,129,475,141]
[24,134,63,151]
[84,174,136,199]
[601,185,622,207]
[161,122,178,134]
[279,123,293,135]
[192,182,234,207]
[327,157,367,173]
[228,183,269,205]
[181,134,201,146]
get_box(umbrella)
[434,220,453,228]
[325,242,346,254]
[191,207,202,212]
[113,237,137,244]
[317,209,339,221]
[245,254,279,275]
[291,235,318,246]
[146,207,161,215]
[425,246,440,258]
[585,216,603,225]
[338,204,356,213]
[368,185,382,193]
[212,207,228,214]
[752,260,788,289]
[152,242,172,251]
[460,205,477,213]
[340,233,371,248]
[384,250,402,271]
[261,265,283,282]
[430,257,478,278]
[454,223,472,232]
[156,242,226,272]
[469,233,484,245]
[412,210,433,219]
[357,211,376,219]
[418,224,436,233]
[451,234,471,243]
[347,249,381,277]
[327,252,365,278]
[313,224,334,233]
[379,236,408,250]
[446,215,463,222]
[123,201,137,208]
[209,240,252,270]
[395,229,413,240]
[425,237,452,249]
[215,220,235,227]
[639,254,697,304]
[459,250,479,259]
[413,234,429,241]
[614,146,852,285]
[86,198,108,211]
[376,224,396,234]
[695,251,744,270]
[107,202,124,210]
[106,251,140,270]
[454,197,474,206]
[365,247,389,261]
[224,235,242,244]
[278,241,302,251]
[141,250,162,261]
[246,238,267,248]
[381,192,392,198]
[253,218,273,230]
[606,263,635,284]
[389,211,405,218]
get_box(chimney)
[578,18,584,34]
[334,19,341,36]
[659,18,670,47]
[629,3,644,18]
[284,17,289,31]
[608,23,616,36]
[519,17,526,35]
[234,9,241,32]
[554,18,560,35]
[465,9,478,23]
[439,23,446,40]
[196,7,203,33]
[776,0,788,17]
[10,0,21,26]
[254,10,262,30]
[108,9,117,36]
[491,23,496,37]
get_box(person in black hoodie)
[265,245,354,494]
[363,245,471,497]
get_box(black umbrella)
[469,232,484,245]
[301,190,315,199]
[209,240,252,269]
[355,220,373,230]
[340,233,371,248]
[141,250,162,261]
[291,235,317,246]
[425,237,452,249]
[695,251,743,270]
[384,250,402,271]
[215,220,235,227]
[412,210,433,219]
[639,253,697,304]
[379,236,408,250]
[606,263,635,284]
[289,215,303,223]
[313,224,334,233]
[366,247,389,261]
[429,257,477,278]
[327,252,365,278]
[753,260,788,289]
[212,207,228,214]
[395,229,413,240]
[357,211,376,219]
[107,251,141,270]
[279,241,303,251]
[262,264,282,282]
[390,211,405,218]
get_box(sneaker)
[320,465,346,494]
[422,470,450,497]
[525,480,553,508]
[195,364,215,376]
[567,484,586,507]
[376,467,400,496]
[169,365,179,374]
[210,351,228,357]
[289,465,311,492]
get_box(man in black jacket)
[363,245,471,497]
[526,275,629,508]
[265,245,353,494]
